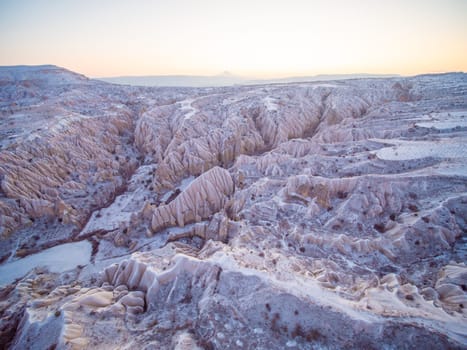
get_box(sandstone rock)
[1,68,466,349]
[151,166,234,233]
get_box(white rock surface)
[0,241,91,286]
[0,66,466,349]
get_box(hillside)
[0,66,466,349]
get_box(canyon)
[0,65,466,349]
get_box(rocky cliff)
[0,66,466,349]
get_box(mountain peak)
[218,70,235,77]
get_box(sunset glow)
[1,0,466,77]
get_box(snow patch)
[415,111,467,130]
[0,241,92,286]
[374,138,467,161]
[80,165,154,237]
[179,98,197,120]
[179,175,196,191]
[80,194,135,236]
[263,96,279,112]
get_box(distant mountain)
[0,65,399,88]
[97,72,400,87]
[249,73,400,85]
[97,73,245,87]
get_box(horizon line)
[1,64,465,81]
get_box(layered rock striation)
[0,66,466,349]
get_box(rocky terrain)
[0,65,466,349]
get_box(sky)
[0,0,466,78]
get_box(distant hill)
[96,73,245,87]
[96,73,400,87]
[0,65,400,88]
[0,65,90,85]
[249,73,400,85]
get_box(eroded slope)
[0,67,466,349]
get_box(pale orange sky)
[0,0,466,78]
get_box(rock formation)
[150,166,234,233]
[0,66,465,349]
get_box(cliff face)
[0,66,466,349]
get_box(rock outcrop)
[150,166,234,233]
[0,67,466,349]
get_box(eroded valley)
[0,66,466,349]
